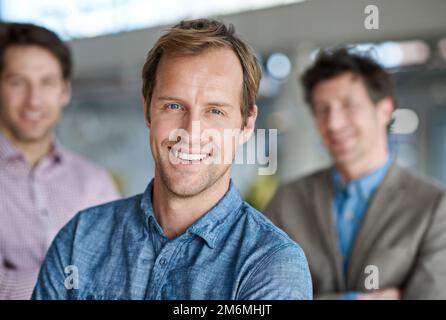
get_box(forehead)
[153,48,243,97]
[2,45,63,76]
[313,72,368,102]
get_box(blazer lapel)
[313,169,346,291]
[347,163,406,288]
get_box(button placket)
[30,171,54,249]
[147,245,172,299]
[148,237,189,300]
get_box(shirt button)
[159,258,167,266]
[142,259,149,264]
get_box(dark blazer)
[265,163,446,299]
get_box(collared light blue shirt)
[32,179,312,300]
[331,157,393,299]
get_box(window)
[1,0,306,40]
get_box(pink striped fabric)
[0,133,120,299]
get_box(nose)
[25,84,43,110]
[326,106,348,132]
[180,109,203,148]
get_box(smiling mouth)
[22,111,44,122]
[168,146,212,164]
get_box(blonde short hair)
[142,19,261,127]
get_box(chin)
[161,170,207,197]
[15,125,52,142]
[334,150,361,166]
[167,179,209,198]
[15,132,46,143]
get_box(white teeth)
[23,111,42,121]
[174,150,208,161]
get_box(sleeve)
[402,193,446,299]
[31,216,79,300]
[237,244,313,300]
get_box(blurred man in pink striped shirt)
[0,23,120,299]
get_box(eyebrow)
[157,96,234,108]
[3,73,25,79]
[3,72,61,79]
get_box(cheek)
[221,131,241,157]
[354,111,377,132]
[1,91,21,110]
[316,121,329,137]
[200,116,229,132]
[150,120,178,147]
[45,85,67,103]
[0,97,20,120]
[148,126,164,161]
[40,92,63,114]
[149,124,165,144]
[46,104,64,122]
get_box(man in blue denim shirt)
[32,19,312,300]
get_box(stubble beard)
[157,155,232,199]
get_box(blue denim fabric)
[32,179,312,300]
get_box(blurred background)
[2,0,445,209]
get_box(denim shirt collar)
[140,178,243,249]
[332,156,394,200]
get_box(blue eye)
[210,108,224,115]
[167,103,182,110]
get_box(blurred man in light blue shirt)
[266,48,446,300]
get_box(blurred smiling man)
[32,19,312,300]
[266,48,446,299]
[0,23,120,300]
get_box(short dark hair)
[0,22,71,79]
[142,18,261,127]
[301,47,395,108]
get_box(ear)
[61,80,72,108]
[143,96,151,129]
[240,105,258,145]
[377,96,394,128]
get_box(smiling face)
[0,45,71,145]
[312,72,392,167]
[145,48,256,198]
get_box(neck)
[335,145,390,183]
[152,171,231,240]
[0,128,53,167]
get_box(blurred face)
[145,48,256,198]
[312,72,392,166]
[0,45,70,145]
